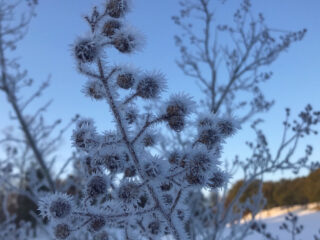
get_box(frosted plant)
[251,212,305,240]
[173,0,306,121]
[279,212,304,240]
[169,1,320,240]
[0,0,81,238]
[250,221,276,240]
[184,106,320,240]
[38,0,239,239]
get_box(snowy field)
[246,204,320,240]
[35,204,320,240]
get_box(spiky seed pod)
[49,197,72,219]
[165,93,195,117]
[148,221,161,235]
[106,0,128,18]
[198,117,214,128]
[124,165,136,177]
[168,115,185,132]
[118,182,139,203]
[166,104,185,117]
[186,171,205,185]
[160,181,172,192]
[198,129,220,147]
[54,223,71,240]
[185,152,211,185]
[73,130,86,149]
[112,32,136,53]
[136,75,163,99]
[89,215,106,232]
[93,231,109,240]
[137,194,148,208]
[117,73,135,89]
[72,119,97,150]
[102,19,122,37]
[74,39,98,63]
[103,153,123,173]
[168,151,181,165]
[216,118,238,137]
[84,80,105,100]
[188,152,211,173]
[87,175,108,198]
[164,103,186,130]
[142,133,155,147]
[163,94,194,132]
[207,171,226,189]
[125,109,137,124]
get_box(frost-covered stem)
[0,22,55,192]
[131,116,164,144]
[96,59,183,240]
[219,123,304,237]
[123,92,138,104]
[221,179,253,227]
[78,63,101,79]
[171,189,182,214]
[274,130,300,162]
[199,0,217,112]
[74,206,157,219]
[236,218,256,240]
[213,40,254,113]
[291,223,296,240]
[147,185,182,240]
[168,169,186,180]
[174,0,306,122]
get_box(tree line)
[226,168,320,209]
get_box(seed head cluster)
[86,175,108,198]
[136,73,165,99]
[38,0,239,239]
[102,19,122,37]
[54,223,71,240]
[48,195,72,219]
[74,39,98,63]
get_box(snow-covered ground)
[36,204,320,239]
[246,203,320,240]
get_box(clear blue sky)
[1,0,320,181]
